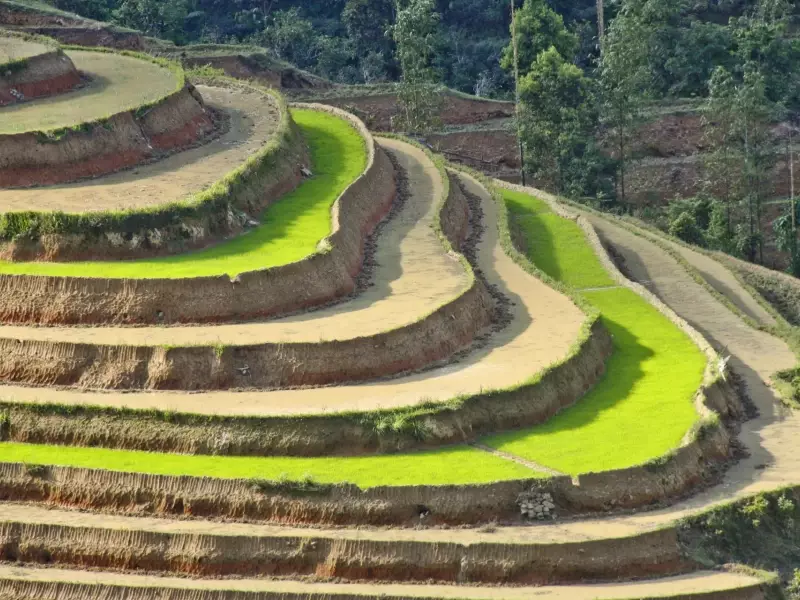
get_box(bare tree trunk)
[511,0,526,186]
[596,0,605,42]
[790,119,797,269]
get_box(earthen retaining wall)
[1,79,307,262]
[0,83,213,188]
[0,418,741,527]
[311,91,514,132]
[0,521,691,584]
[0,180,742,516]
[0,317,611,455]
[0,578,770,600]
[18,26,145,50]
[0,48,81,105]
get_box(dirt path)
[0,85,279,212]
[0,169,584,416]
[640,227,777,327]
[0,564,761,599]
[0,36,47,62]
[0,139,467,345]
[0,50,177,134]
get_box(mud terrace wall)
[0,103,394,324]
[0,178,738,521]
[0,580,771,600]
[0,48,81,105]
[311,91,514,131]
[20,26,145,50]
[0,174,492,391]
[0,428,739,526]
[0,84,213,189]
[0,522,692,585]
[716,252,800,326]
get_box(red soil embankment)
[0,520,692,585]
[315,92,513,132]
[0,84,214,188]
[0,50,81,105]
[23,26,144,50]
[0,386,735,526]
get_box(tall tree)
[596,0,604,42]
[735,63,775,262]
[598,0,652,208]
[392,0,442,133]
[518,47,602,196]
[702,66,740,248]
[500,0,578,77]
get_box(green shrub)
[670,211,706,246]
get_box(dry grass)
[0,35,47,64]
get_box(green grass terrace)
[0,186,707,487]
[0,109,365,278]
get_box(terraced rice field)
[0,184,704,484]
[0,441,537,487]
[0,49,178,134]
[484,190,705,474]
[2,24,799,598]
[0,85,282,213]
[0,109,365,277]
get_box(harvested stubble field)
[0,49,177,134]
[0,34,46,63]
[0,108,365,277]
[484,190,705,474]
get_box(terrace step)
[0,502,693,585]
[0,139,490,392]
[0,34,81,105]
[0,84,277,213]
[0,564,771,600]
[0,172,596,457]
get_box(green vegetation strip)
[0,442,538,488]
[482,189,705,475]
[0,109,364,278]
[0,181,704,486]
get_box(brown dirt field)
[0,564,765,599]
[0,139,466,345]
[0,49,177,134]
[0,168,585,415]
[0,36,46,62]
[0,85,277,212]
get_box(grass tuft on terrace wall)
[482,189,704,475]
[0,109,365,278]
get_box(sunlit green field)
[0,442,540,488]
[0,109,366,278]
[0,182,705,485]
[482,191,704,474]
